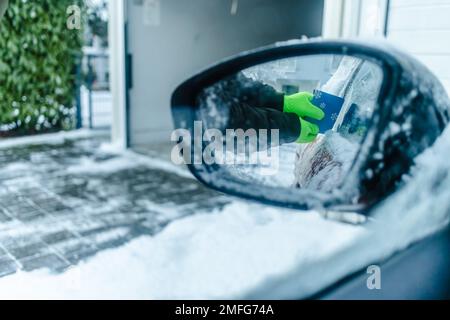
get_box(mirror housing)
[171,39,450,214]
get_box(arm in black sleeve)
[227,102,300,146]
[222,73,285,112]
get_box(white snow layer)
[66,146,192,180]
[0,204,362,299]
[0,125,450,299]
[0,129,100,149]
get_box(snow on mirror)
[196,55,383,193]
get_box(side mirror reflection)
[190,54,383,195]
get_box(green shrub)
[0,0,84,136]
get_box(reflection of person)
[294,58,380,191]
[222,74,324,145]
[0,0,8,19]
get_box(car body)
[172,39,450,213]
[171,39,450,299]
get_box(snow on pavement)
[0,129,99,150]
[65,148,192,180]
[0,130,228,282]
[0,126,449,299]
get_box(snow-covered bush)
[0,0,84,137]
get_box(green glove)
[283,92,325,120]
[284,92,324,143]
[298,117,320,143]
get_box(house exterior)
[108,0,450,150]
[108,0,324,149]
[322,0,450,94]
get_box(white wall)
[322,0,388,38]
[125,0,324,148]
[322,0,450,94]
[387,0,450,93]
[108,0,127,148]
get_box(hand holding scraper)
[306,90,345,134]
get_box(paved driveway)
[1,129,446,299]
[0,132,229,277]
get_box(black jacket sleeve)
[228,103,301,145]
[224,74,300,145]
[222,73,285,112]
[198,73,300,148]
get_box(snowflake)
[320,103,326,109]
[331,113,338,121]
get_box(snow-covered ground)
[0,203,362,299]
[0,129,99,150]
[0,126,449,299]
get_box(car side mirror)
[171,39,450,216]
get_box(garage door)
[387,0,450,93]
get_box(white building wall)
[322,0,388,38]
[322,0,450,93]
[387,0,450,94]
[108,0,128,149]
[125,0,324,148]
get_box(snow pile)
[66,156,138,175]
[247,125,450,299]
[0,202,362,300]
[63,141,192,179]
